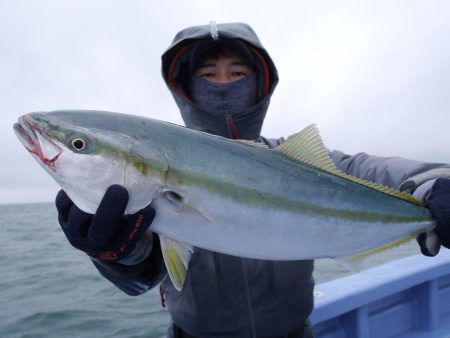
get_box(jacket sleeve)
[91,234,167,296]
[330,150,450,192]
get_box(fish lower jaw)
[15,117,63,171]
[34,150,62,171]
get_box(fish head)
[14,110,168,214]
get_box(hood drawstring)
[209,20,219,40]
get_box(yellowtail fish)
[14,110,434,290]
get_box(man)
[56,22,450,338]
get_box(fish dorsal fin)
[235,139,269,149]
[276,124,336,171]
[276,124,424,206]
[160,236,194,291]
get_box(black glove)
[427,178,450,249]
[56,185,156,263]
[417,178,450,256]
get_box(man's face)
[194,51,253,84]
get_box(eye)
[200,72,215,79]
[71,138,86,151]
[232,71,247,77]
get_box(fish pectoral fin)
[336,234,417,272]
[160,235,194,291]
[162,190,215,224]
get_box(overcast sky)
[1,0,450,204]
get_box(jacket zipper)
[267,261,275,297]
[241,258,257,338]
[213,253,229,305]
[225,113,241,139]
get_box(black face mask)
[183,72,267,140]
[189,73,258,113]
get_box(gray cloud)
[2,0,450,204]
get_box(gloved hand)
[56,185,156,265]
[416,178,450,256]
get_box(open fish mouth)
[14,115,62,171]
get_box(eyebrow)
[197,61,249,69]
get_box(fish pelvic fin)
[160,236,194,291]
[275,124,425,206]
[336,234,418,271]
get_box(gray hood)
[161,22,279,140]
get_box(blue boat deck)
[311,250,450,337]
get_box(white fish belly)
[149,188,432,260]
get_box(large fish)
[14,110,434,290]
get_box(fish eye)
[71,138,86,151]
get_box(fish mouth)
[14,115,62,171]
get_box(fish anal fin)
[336,234,417,272]
[160,236,194,291]
[276,124,424,206]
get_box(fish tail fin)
[160,236,194,291]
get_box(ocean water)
[1,203,422,338]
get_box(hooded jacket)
[157,22,315,337]
[92,22,450,338]
[161,22,278,141]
